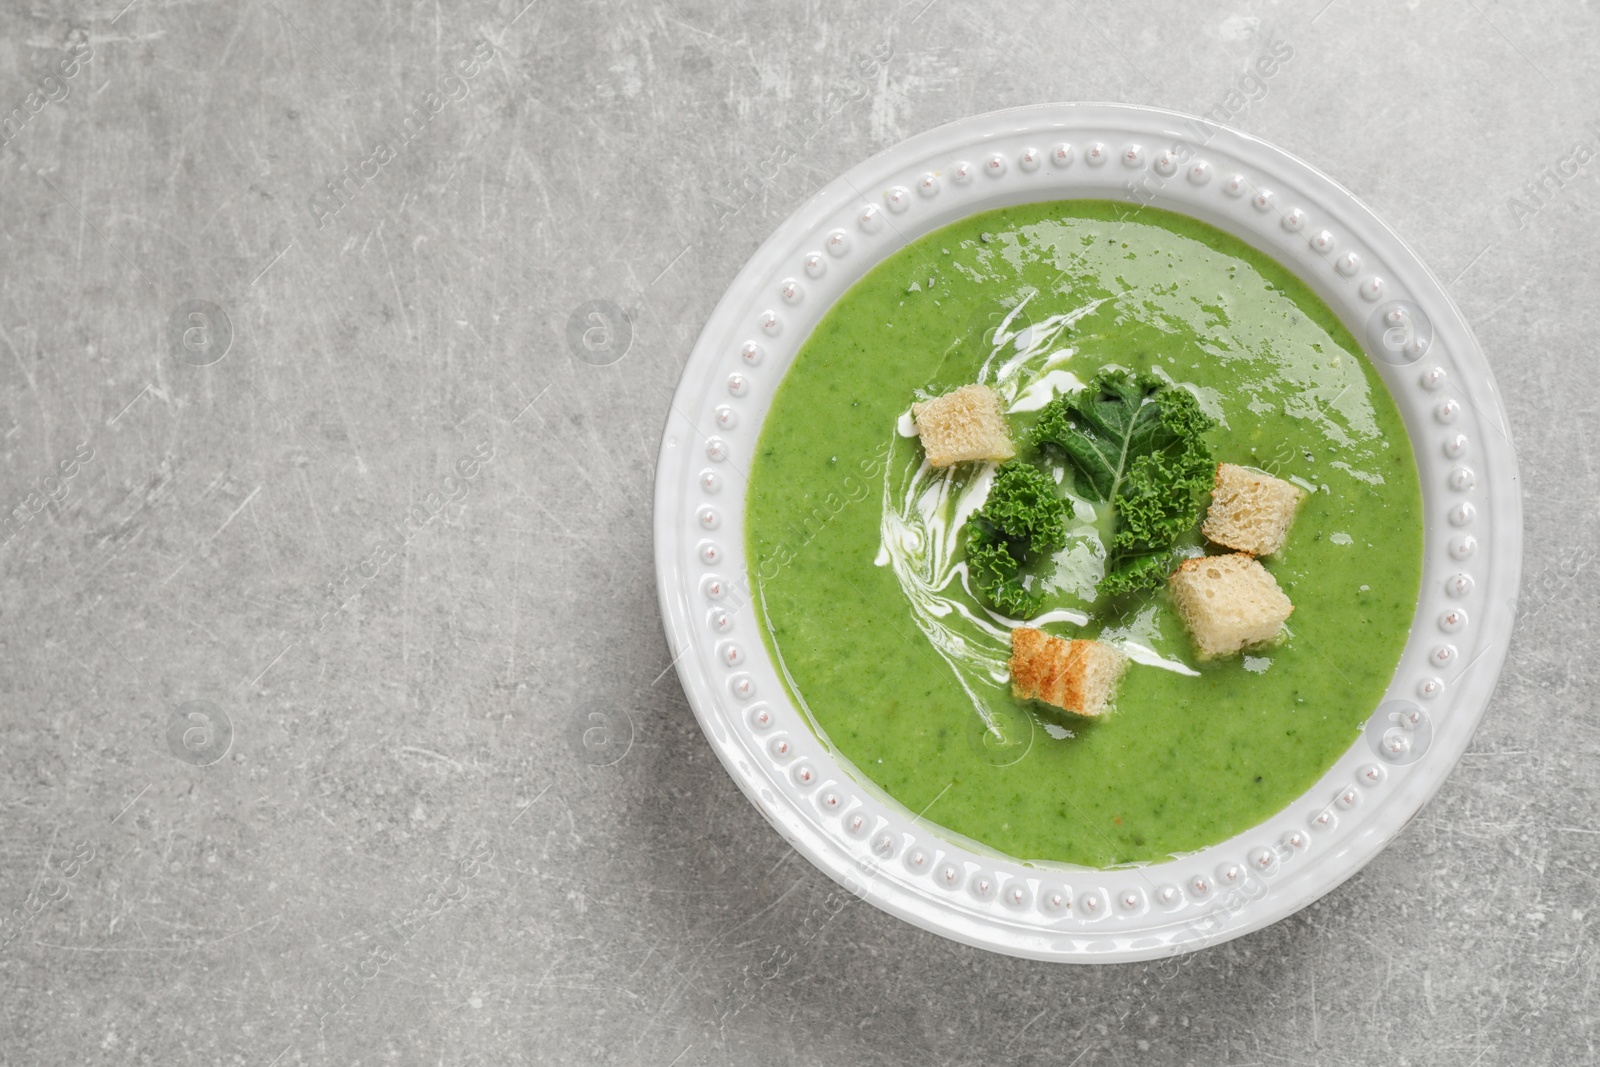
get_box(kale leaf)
[1033,370,1215,596]
[964,460,1069,618]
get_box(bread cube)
[1009,627,1128,718]
[1168,553,1294,659]
[1201,463,1305,557]
[911,384,1016,468]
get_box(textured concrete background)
[0,0,1594,1064]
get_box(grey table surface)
[1,0,1595,1064]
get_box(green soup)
[745,200,1422,868]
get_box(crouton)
[911,384,1017,468]
[1201,463,1305,557]
[1167,553,1294,659]
[1009,627,1128,718]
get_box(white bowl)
[653,103,1521,962]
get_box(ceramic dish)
[653,103,1521,962]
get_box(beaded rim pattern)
[653,104,1522,962]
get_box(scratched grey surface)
[0,0,1595,1064]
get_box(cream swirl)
[876,294,1197,735]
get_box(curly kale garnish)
[1034,370,1215,596]
[963,460,1068,618]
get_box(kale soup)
[745,200,1423,868]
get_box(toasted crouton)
[1009,627,1128,718]
[1168,553,1294,658]
[1201,463,1305,557]
[911,384,1016,468]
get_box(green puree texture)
[744,200,1423,868]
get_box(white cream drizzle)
[1009,369,1084,413]
[1098,603,1200,677]
[876,294,1198,734]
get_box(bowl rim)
[653,102,1523,962]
